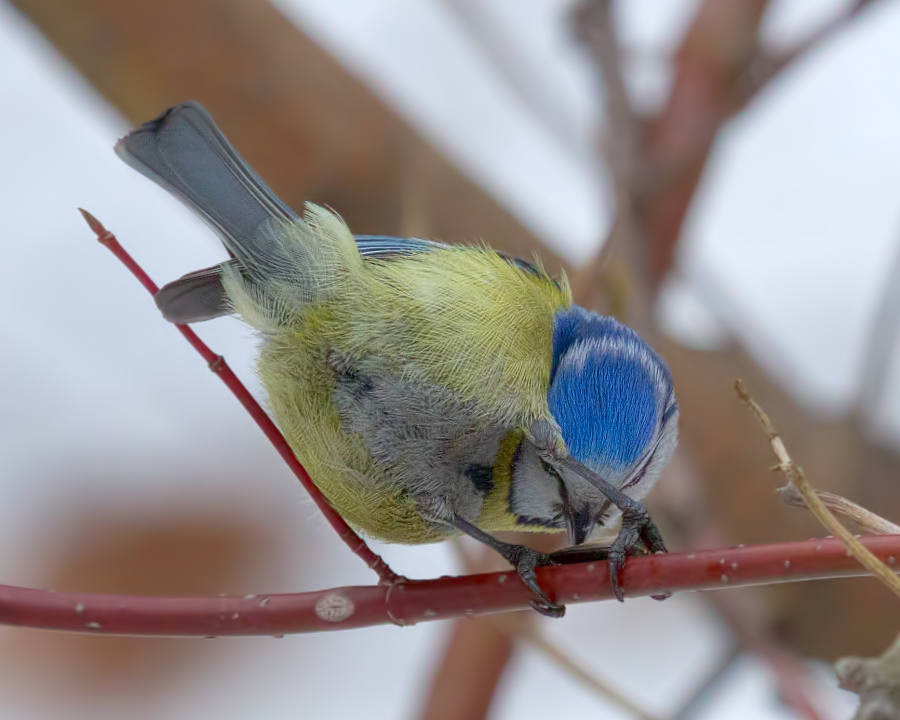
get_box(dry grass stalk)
[735,380,900,600]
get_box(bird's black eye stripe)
[661,399,678,426]
[516,515,558,528]
[621,399,674,492]
[622,448,655,491]
[465,464,494,494]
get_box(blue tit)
[115,102,679,617]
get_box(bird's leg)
[449,515,565,618]
[556,455,667,602]
[527,419,668,600]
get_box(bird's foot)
[549,454,670,602]
[607,504,667,602]
[507,545,565,618]
[445,513,565,618]
[549,538,671,602]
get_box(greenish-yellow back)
[225,205,572,544]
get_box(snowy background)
[2,0,896,717]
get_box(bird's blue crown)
[548,307,673,475]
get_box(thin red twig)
[78,209,398,584]
[3,536,900,636]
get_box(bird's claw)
[510,546,565,618]
[608,505,668,602]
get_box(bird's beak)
[564,512,583,547]
[565,505,595,546]
[559,477,594,546]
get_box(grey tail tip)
[114,102,192,151]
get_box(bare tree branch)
[739,0,881,110]
[570,0,652,323]
[3,536,900,636]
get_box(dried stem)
[735,380,900,600]
[503,617,662,720]
[778,485,900,536]
[78,209,399,585]
[658,456,826,720]
[3,536,900,636]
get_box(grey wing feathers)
[120,102,544,324]
[155,232,450,324]
[115,101,298,273]
[154,232,549,324]
[155,261,239,323]
[153,235,446,324]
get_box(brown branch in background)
[573,3,831,714]
[739,0,880,110]
[572,0,643,191]
[639,0,768,291]
[657,454,827,720]
[421,536,660,716]
[503,620,660,720]
[569,2,854,714]
[417,540,526,720]
[736,380,900,600]
[79,210,400,585]
[570,0,650,320]
[572,0,775,307]
[449,541,661,720]
[417,613,514,720]
[12,0,558,275]
[857,223,900,421]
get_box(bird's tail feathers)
[223,203,364,331]
[115,101,297,270]
[116,101,362,327]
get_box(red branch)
[78,209,398,584]
[64,213,900,646]
[2,536,900,636]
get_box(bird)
[115,101,679,617]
